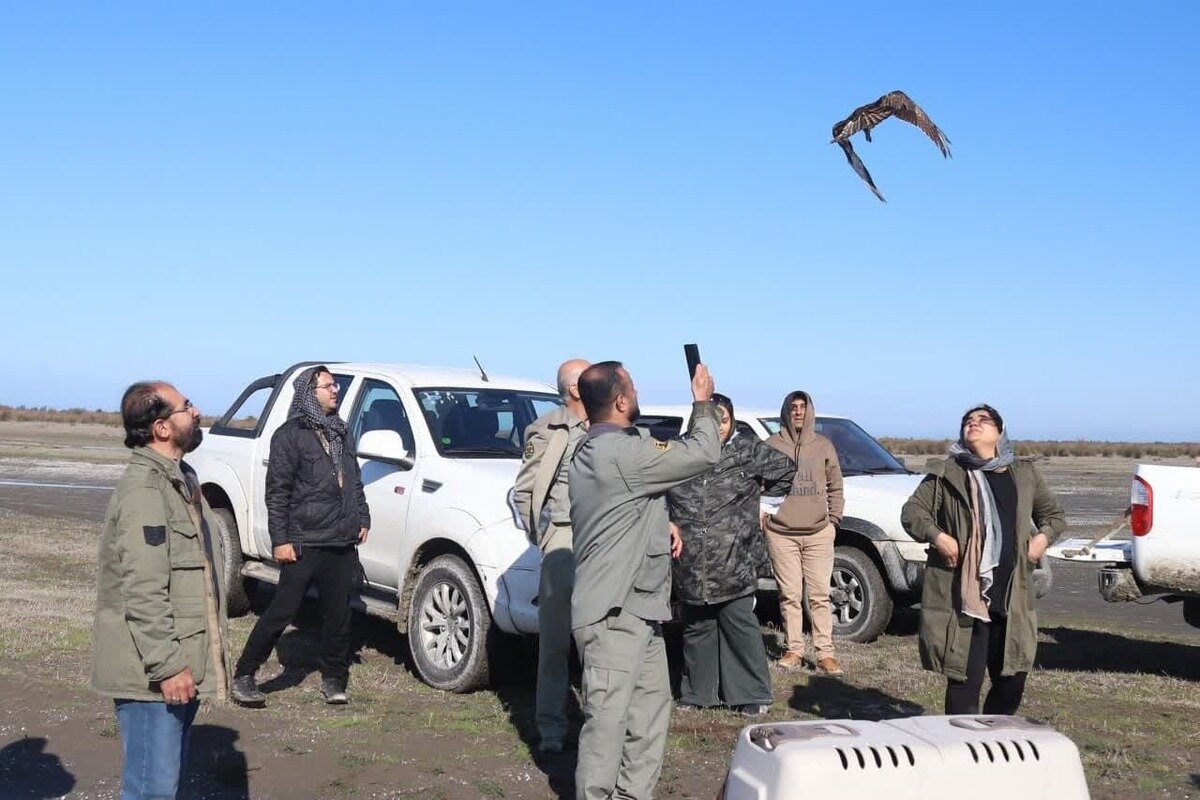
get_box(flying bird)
[831,90,951,202]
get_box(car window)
[222,385,272,430]
[813,418,907,475]
[350,379,416,455]
[416,388,562,458]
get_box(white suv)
[189,362,559,692]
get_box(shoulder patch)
[524,441,536,460]
[654,440,670,452]
[143,525,167,546]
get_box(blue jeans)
[114,698,199,800]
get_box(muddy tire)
[407,554,491,693]
[211,507,250,618]
[830,546,892,643]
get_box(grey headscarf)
[289,366,348,485]
[948,421,1015,620]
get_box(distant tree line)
[0,405,219,427]
[880,437,1200,460]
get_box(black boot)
[230,675,266,707]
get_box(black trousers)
[235,544,357,683]
[679,594,773,708]
[944,617,1028,715]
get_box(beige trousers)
[766,523,836,658]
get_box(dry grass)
[1,506,1197,798]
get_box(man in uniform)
[92,381,230,800]
[512,358,590,754]
[569,360,720,800]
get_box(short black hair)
[711,392,734,421]
[121,381,170,449]
[578,361,625,423]
[961,403,1004,433]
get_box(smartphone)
[684,343,701,380]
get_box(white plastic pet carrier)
[721,715,1089,800]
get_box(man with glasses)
[93,381,231,799]
[230,365,371,706]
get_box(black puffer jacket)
[266,418,371,548]
[667,432,795,605]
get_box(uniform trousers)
[536,523,575,746]
[573,608,670,800]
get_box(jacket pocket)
[172,614,208,684]
[633,552,670,592]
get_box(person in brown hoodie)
[763,390,845,675]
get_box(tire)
[407,554,492,693]
[829,546,893,643]
[211,507,251,618]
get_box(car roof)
[317,362,557,393]
[639,403,848,421]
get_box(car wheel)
[829,546,893,643]
[211,507,250,618]
[407,554,491,693]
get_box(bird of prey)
[831,90,951,202]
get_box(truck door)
[349,378,418,587]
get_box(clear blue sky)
[3,3,1197,441]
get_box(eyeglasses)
[316,382,341,393]
[964,415,996,427]
[166,399,195,417]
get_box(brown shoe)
[774,651,804,672]
[816,656,844,676]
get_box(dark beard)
[182,426,204,453]
[629,400,640,424]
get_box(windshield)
[756,416,907,475]
[416,388,562,458]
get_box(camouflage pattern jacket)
[666,432,795,606]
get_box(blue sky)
[3,3,1197,440]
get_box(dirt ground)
[1,424,1198,798]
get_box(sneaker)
[774,651,804,672]
[230,675,266,707]
[816,656,845,677]
[675,702,710,712]
[321,678,349,705]
[732,704,772,717]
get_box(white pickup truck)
[1048,463,1200,628]
[189,361,562,692]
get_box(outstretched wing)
[880,90,952,158]
[838,140,885,202]
[831,98,895,142]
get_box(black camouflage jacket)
[666,432,795,605]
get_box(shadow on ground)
[1036,627,1199,680]
[182,725,249,799]
[789,675,925,721]
[0,736,75,798]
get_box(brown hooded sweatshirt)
[764,390,844,536]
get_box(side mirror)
[357,430,412,467]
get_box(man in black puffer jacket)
[230,365,370,707]
[666,394,794,715]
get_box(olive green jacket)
[900,457,1066,681]
[91,447,231,700]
